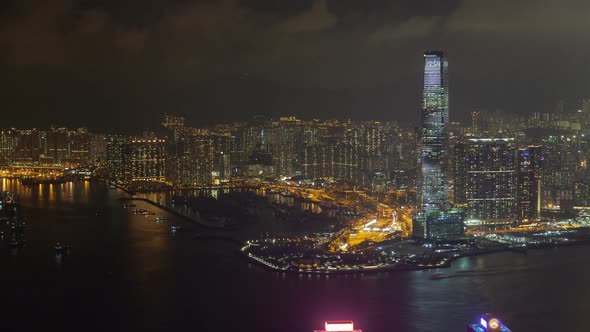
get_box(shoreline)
[119,190,590,276]
[239,239,590,275]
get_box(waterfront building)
[46,127,68,165]
[14,129,41,165]
[90,133,107,166]
[66,128,92,166]
[0,129,17,165]
[516,145,543,222]
[193,136,214,185]
[106,135,126,184]
[413,50,463,239]
[458,138,516,224]
[122,137,167,189]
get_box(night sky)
[1,0,589,131]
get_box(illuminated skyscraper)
[418,50,449,214]
[414,50,463,239]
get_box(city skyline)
[3,2,590,332]
[2,1,590,130]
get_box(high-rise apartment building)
[46,128,68,165]
[14,129,41,165]
[123,137,167,188]
[460,138,516,223]
[0,130,16,165]
[106,135,127,184]
[517,145,543,222]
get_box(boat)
[170,225,179,233]
[54,242,70,255]
[155,216,167,222]
[431,272,452,280]
[133,209,147,214]
[10,238,25,249]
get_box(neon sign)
[426,60,440,68]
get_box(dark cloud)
[0,0,589,130]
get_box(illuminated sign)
[426,60,440,68]
[480,318,487,329]
[488,319,500,330]
[325,321,354,332]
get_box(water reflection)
[0,179,589,332]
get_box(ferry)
[10,238,25,249]
[133,209,155,216]
[468,313,512,332]
[133,209,147,214]
[431,272,452,280]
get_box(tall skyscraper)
[418,50,449,214]
[414,51,463,239]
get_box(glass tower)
[414,51,463,239]
[418,51,449,214]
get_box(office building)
[414,50,463,238]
